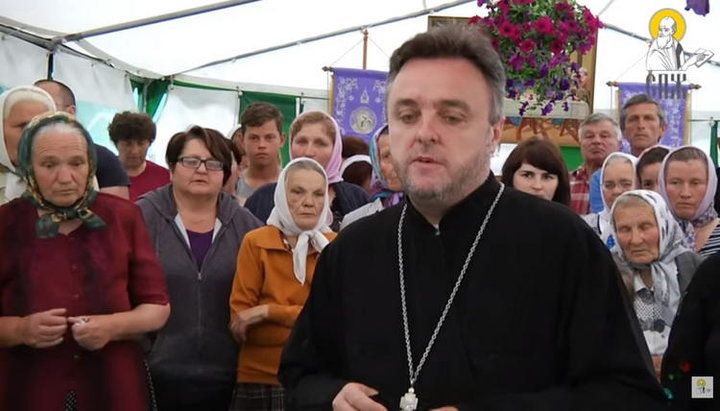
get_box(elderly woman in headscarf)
[244,110,369,230]
[0,112,170,410]
[658,145,720,257]
[340,125,404,230]
[583,152,638,248]
[610,190,701,379]
[229,157,336,410]
[0,85,56,204]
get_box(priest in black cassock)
[279,25,666,411]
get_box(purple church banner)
[331,68,387,143]
[618,82,689,149]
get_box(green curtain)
[240,91,298,166]
[560,146,583,171]
[145,80,171,121]
[129,78,169,121]
[711,120,718,166]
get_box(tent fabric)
[0,35,48,86]
[0,0,480,91]
[2,0,720,172]
[49,49,137,149]
[3,1,719,108]
[151,84,239,164]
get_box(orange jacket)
[229,225,336,385]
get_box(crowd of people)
[1,24,719,411]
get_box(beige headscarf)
[0,86,56,204]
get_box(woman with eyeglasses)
[582,152,637,248]
[137,126,262,411]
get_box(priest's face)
[387,57,501,207]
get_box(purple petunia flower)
[539,64,549,78]
[541,103,554,116]
[509,53,525,71]
[519,101,530,116]
[559,78,571,90]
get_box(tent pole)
[362,29,368,70]
[173,0,475,75]
[46,51,54,80]
[51,0,259,47]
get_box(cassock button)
[73,354,80,360]
[73,293,79,300]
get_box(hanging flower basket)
[471,0,602,116]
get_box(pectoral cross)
[400,387,418,411]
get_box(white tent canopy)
[1,0,719,166]
[1,0,485,94]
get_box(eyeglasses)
[178,157,224,171]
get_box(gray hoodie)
[137,185,262,387]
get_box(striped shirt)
[699,223,720,258]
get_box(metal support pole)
[51,0,259,47]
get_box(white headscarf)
[267,158,332,284]
[592,152,638,246]
[340,154,371,175]
[610,189,689,326]
[0,86,56,203]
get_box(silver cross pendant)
[399,387,418,411]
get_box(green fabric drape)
[711,120,718,166]
[129,79,169,120]
[240,91,298,166]
[560,146,582,171]
[145,80,171,121]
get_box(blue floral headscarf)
[369,124,403,207]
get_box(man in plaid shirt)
[570,113,621,214]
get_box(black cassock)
[280,176,666,410]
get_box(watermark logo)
[646,9,713,72]
[691,376,713,399]
[645,9,714,100]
